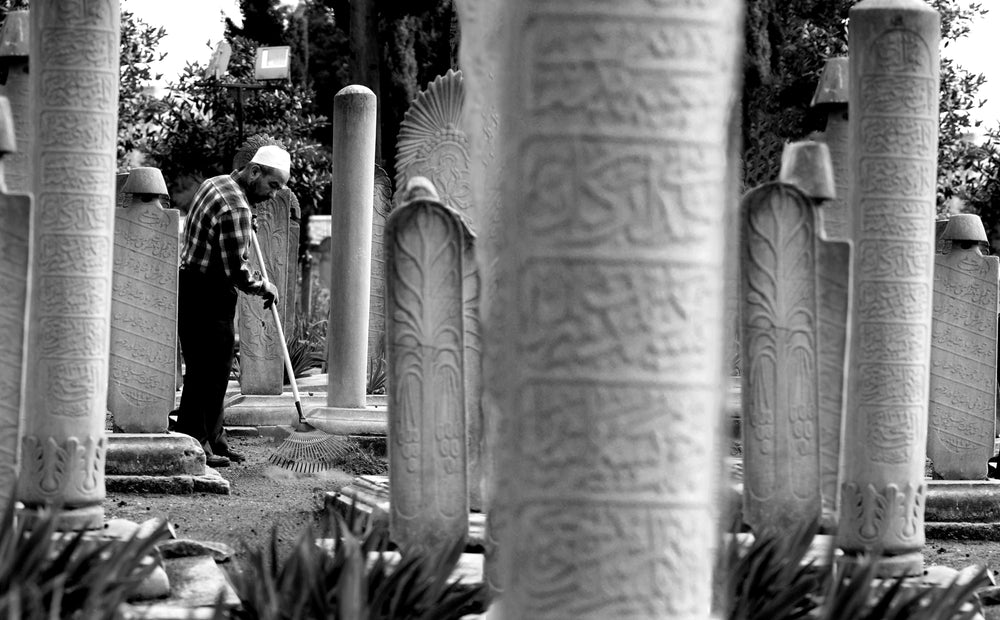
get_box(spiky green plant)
[366,337,387,396]
[719,519,987,620]
[284,317,327,383]
[227,510,484,620]
[0,494,173,619]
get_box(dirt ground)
[105,434,362,561]
[103,433,1000,618]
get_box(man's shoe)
[216,449,245,464]
[205,454,230,468]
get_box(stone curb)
[326,475,485,552]
[926,522,1000,542]
[108,469,230,495]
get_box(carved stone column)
[386,178,468,555]
[741,141,851,533]
[18,0,119,529]
[838,0,939,575]
[491,1,742,616]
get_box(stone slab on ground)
[305,403,388,436]
[926,480,1000,523]
[107,468,230,495]
[121,555,240,619]
[326,475,485,552]
[107,433,205,476]
[225,393,387,428]
[728,461,1000,539]
[728,533,841,566]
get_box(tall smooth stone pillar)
[19,0,120,529]
[0,11,30,194]
[838,0,939,575]
[492,1,742,617]
[326,86,376,408]
[386,178,468,555]
[0,98,29,507]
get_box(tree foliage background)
[743,0,1000,241]
[0,0,997,234]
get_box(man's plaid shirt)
[180,172,264,294]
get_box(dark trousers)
[174,268,238,455]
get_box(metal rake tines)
[267,452,339,473]
[281,434,352,459]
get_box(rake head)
[268,424,353,473]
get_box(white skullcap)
[250,145,291,174]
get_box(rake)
[248,228,352,473]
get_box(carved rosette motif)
[0,196,29,506]
[395,70,472,220]
[18,0,119,523]
[493,0,741,616]
[386,198,468,555]
[839,0,939,562]
[741,183,822,532]
[109,199,179,432]
[238,190,290,395]
[927,248,999,479]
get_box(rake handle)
[248,227,304,422]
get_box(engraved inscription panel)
[387,201,468,554]
[238,191,290,395]
[108,199,179,433]
[927,249,998,479]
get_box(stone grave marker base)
[225,394,386,430]
[105,433,230,495]
[326,475,485,552]
[304,404,388,437]
[836,552,924,579]
[18,505,104,531]
[122,555,240,619]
